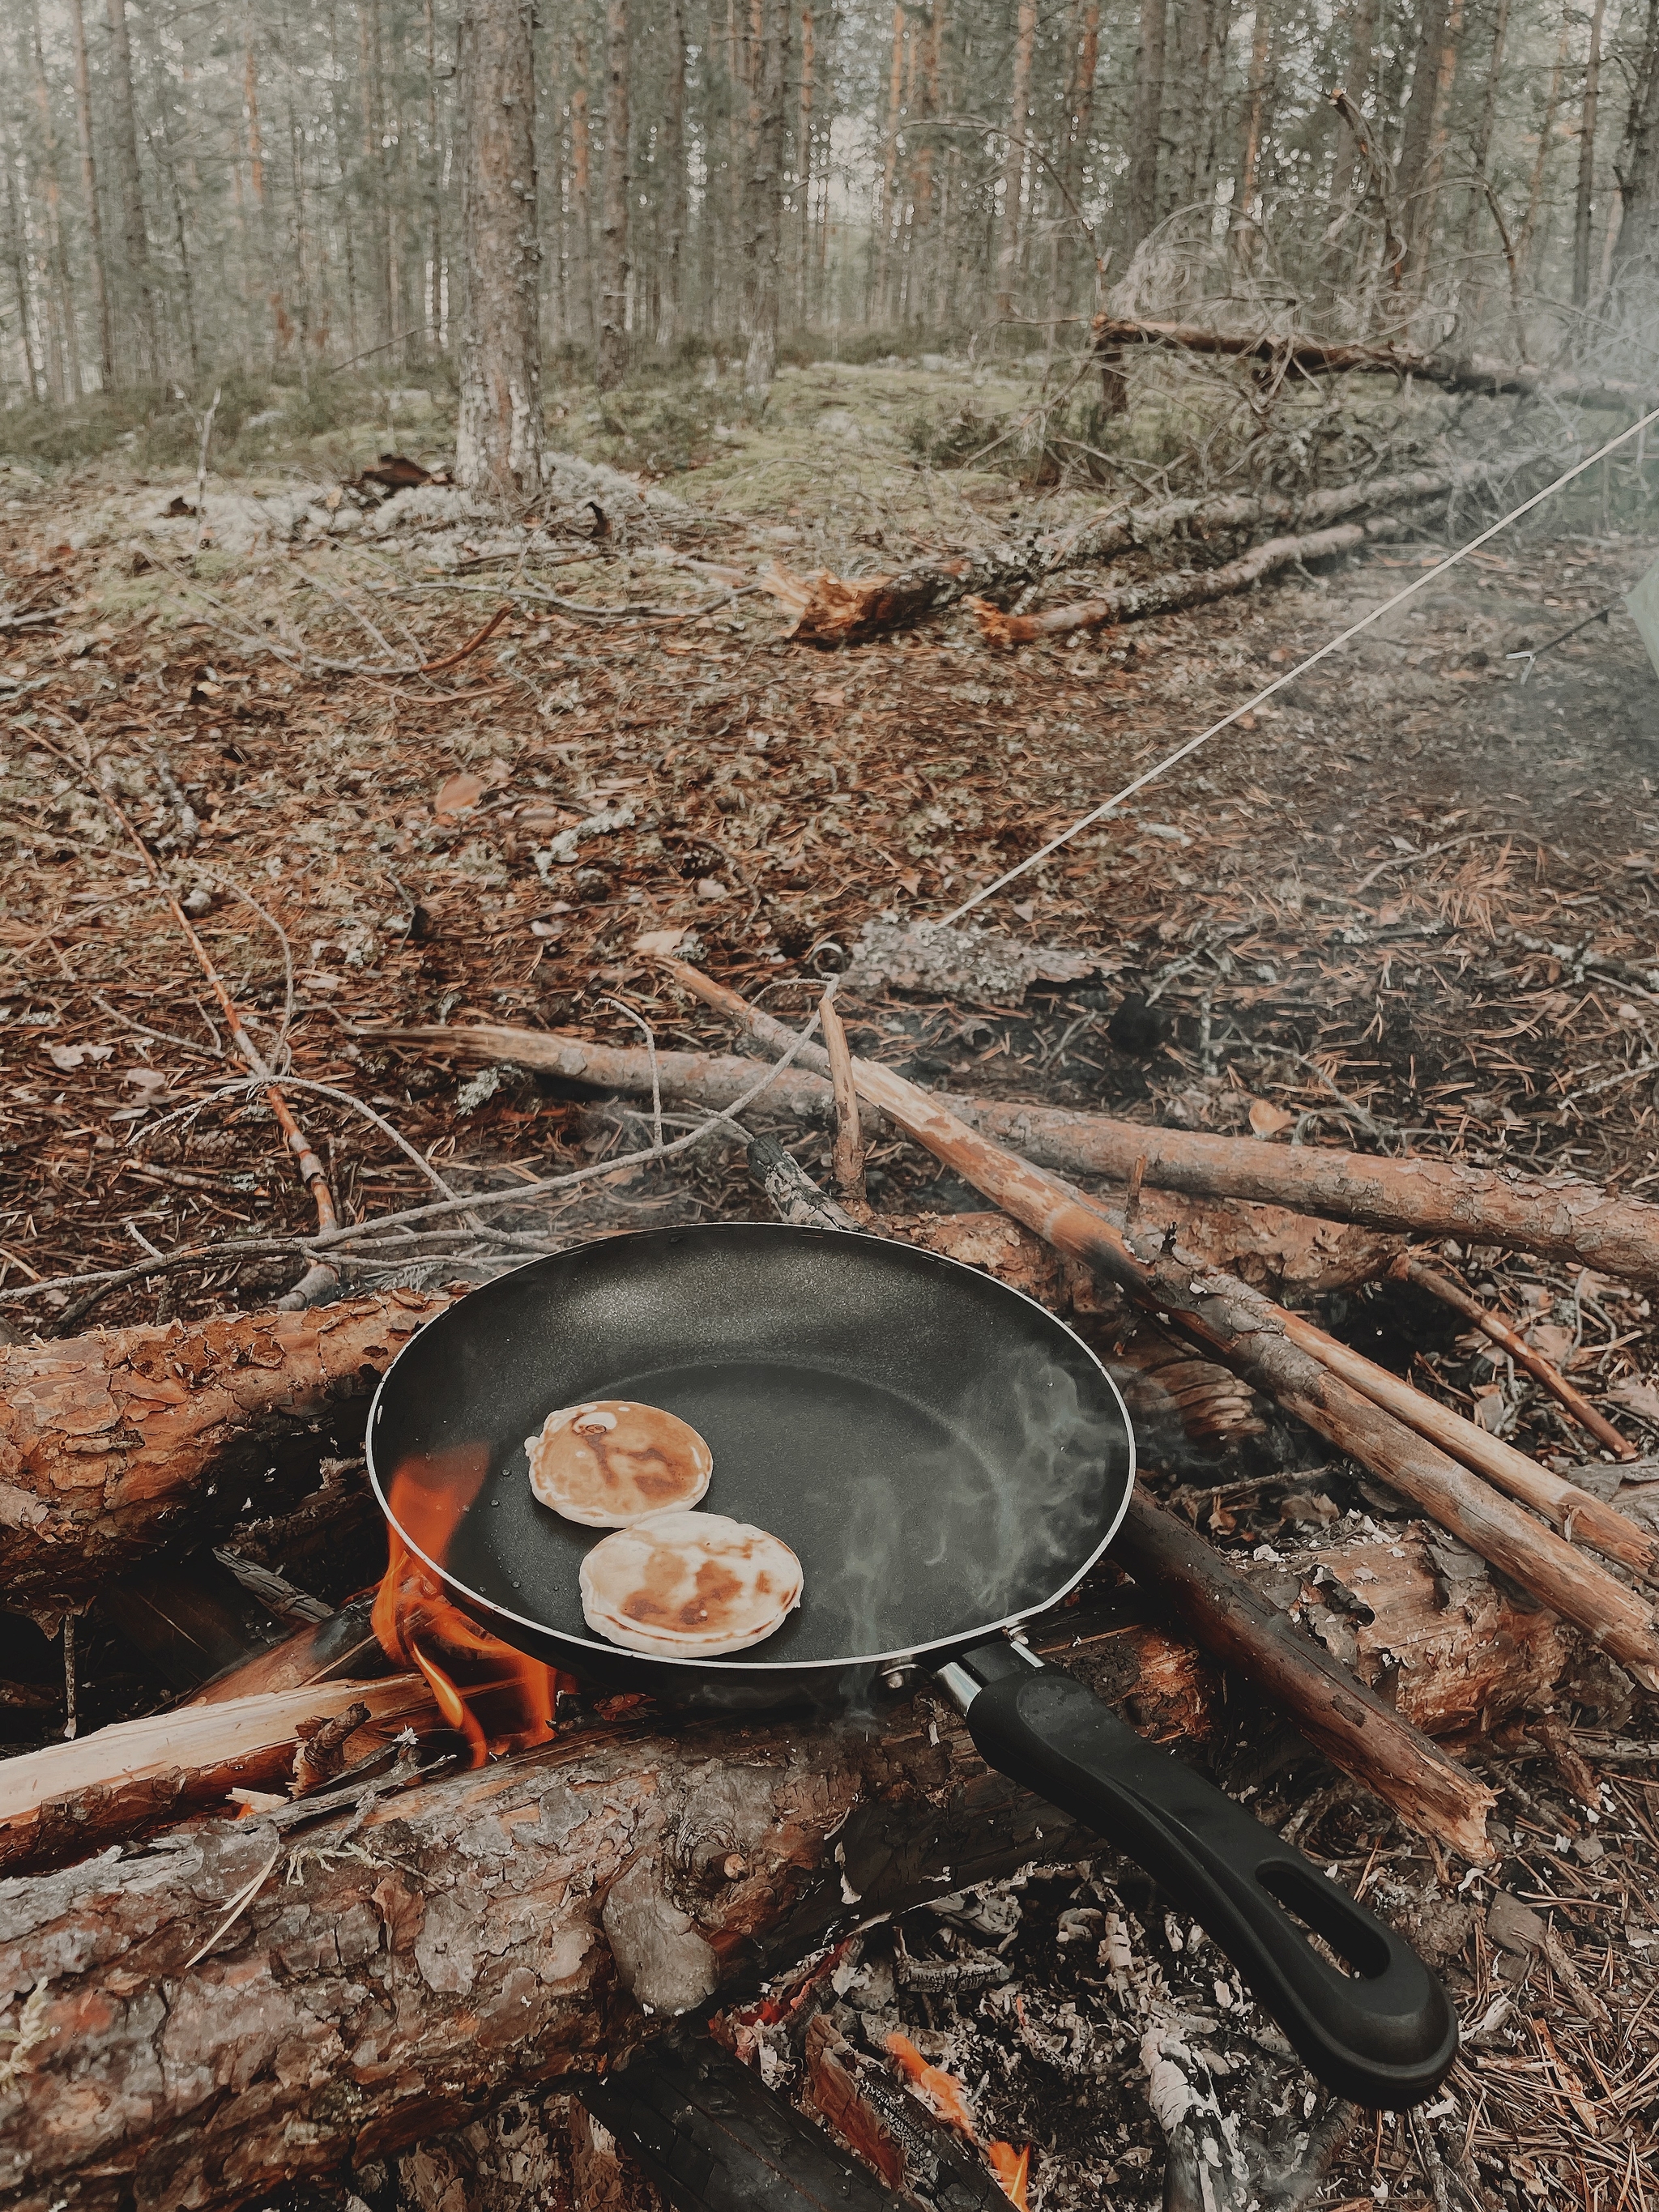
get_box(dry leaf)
[1607,1378,1659,1425]
[634,926,689,958]
[47,1042,112,1071]
[1525,1322,1575,1368]
[435,771,485,817]
[696,877,728,901]
[1247,1099,1297,1139]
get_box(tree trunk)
[1,120,43,403]
[657,0,687,347]
[28,0,82,399]
[104,0,158,380]
[1402,0,1465,297]
[568,23,593,348]
[872,3,905,322]
[1126,0,1166,256]
[0,1293,446,1621]
[1574,0,1607,309]
[455,0,544,498]
[1394,0,1452,282]
[992,0,1035,319]
[426,0,443,349]
[597,0,630,388]
[1234,2,1273,259]
[242,1,276,366]
[66,0,113,390]
[740,0,790,400]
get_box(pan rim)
[365,1222,1137,1675]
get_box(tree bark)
[1233,2,1273,260]
[455,0,544,497]
[992,0,1036,319]
[0,1292,446,1621]
[596,0,630,389]
[66,0,113,390]
[104,0,158,381]
[1126,0,1166,255]
[655,0,687,347]
[740,0,790,400]
[1574,0,1607,309]
[28,0,82,400]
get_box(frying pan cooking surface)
[369,1224,1135,1669]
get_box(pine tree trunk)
[2,121,44,402]
[243,2,276,366]
[426,0,443,349]
[657,0,687,346]
[795,3,816,325]
[66,0,113,389]
[1574,0,1607,308]
[1234,3,1272,259]
[740,0,790,400]
[872,3,905,323]
[104,0,158,380]
[569,23,594,348]
[1456,0,1511,267]
[993,0,1036,317]
[28,0,80,401]
[1126,0,1166,256]
[455,0,544,497]
[1520,9,1572,283]
[597,0,631,388]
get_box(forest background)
[10,0,1659,471]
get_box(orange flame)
[374,1450,574,1767]
[885,2033,1031,2206]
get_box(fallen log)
[356,1023,1401,1294]
[0,1291,446,1621]
[1091,313,1659,415]
[966,518,1389,648]
[662,960,1659,1682]
[367,1016,1659,1298]
[752,459,1512,646]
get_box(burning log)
[966,519,1393,648]
[664,961,1659,1681]
[751,460,1513,646]
[0,1292,446,1620]
[1090,314,1659,414]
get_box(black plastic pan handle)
[939,1638,1456,2109]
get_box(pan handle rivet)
[881,1663,916,1692]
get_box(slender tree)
[104,0,158,378]
[740,0,790,397]
[597,0,630,386]
[1573,0,1606,309]
[455,0,543,496]
[66,0,113,389]
[1126,0,1166,258]
[658,0,688,345]
[993,0,1037,317]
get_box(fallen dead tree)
[367,1017,1659,1298]
[966,518,1388,647]
[665,960,1659,1676]
[0,1292,446,1621]
[754,459,1513,646]
[1092,314,1659,415]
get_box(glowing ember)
[374,1450,574,1767]
[885,2032,1031,2205]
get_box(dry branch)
[754,462,1512,646]
[966,519,1383,646]
[1091,315,1659,414]
[659,961,1659,1681]
[0,1292,446,1619]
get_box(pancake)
[579,1511,804,1657]
[526,1400,713,1527]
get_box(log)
[1090,314,1659,414]
[357,1023,1402,1294]
[966,518,1389,647]
[380,1016,1659,1297]
[660,961,1659,1684]
[751,460,1513,646]
[0,1292,446,1621]
[0,1679,1111,2209]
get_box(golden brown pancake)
[526,1400,713,1527]
[579,1511,804,1657]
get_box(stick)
[420,602,510,673]
[819,988,868,1210]
[745,1134,862,1232]
[672,961,1659,1685]
[192,385,220,553]
[1391,1255,1638,1463]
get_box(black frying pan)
[366,1223,1456,2108]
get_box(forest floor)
[2,391,1659,2210]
